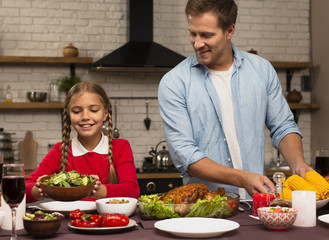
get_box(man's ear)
[226,24,235,40]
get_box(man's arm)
[278,133,314,178]
[188,157,275,197]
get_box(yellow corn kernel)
[305,171,329,200]
[283,187,292,201]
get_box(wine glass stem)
[11,207,17,240]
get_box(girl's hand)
[89,175,107,198]
[93,180,102,194]
[31,175,48,200]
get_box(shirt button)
[224,138,227,141]
[228,158,231,162]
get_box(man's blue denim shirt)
[158,43,301,199]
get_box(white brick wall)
[0,0,312,169]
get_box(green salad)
[139,194,235,219]
[42,170,95,187]
[24,211,63,221]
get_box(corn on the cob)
[287,174,318,192]
[305,171,329,200]
[283,176,292,189]
[283,187,292,201]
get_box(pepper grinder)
[268,172,291,207]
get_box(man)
[158,0,313,199]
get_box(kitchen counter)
[265,168,292,178]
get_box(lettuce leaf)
[186,195,232,218]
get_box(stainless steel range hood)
[92,0,186,72]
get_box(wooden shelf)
[0,102,64,110]
[288,103,321,110]
[0,57,310,70]
[0,56,93,77]
[0,102,320,111]
[270,61,311,69]
[0,56,92,65]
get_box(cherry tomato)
[273,208,283,213]
[101,213,129,227]
[228,200,238,210]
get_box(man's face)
[188,12,234,71]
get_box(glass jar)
[267,172,291,207]
[4,85,13,102]
[49,80,60,102]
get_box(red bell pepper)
[71,218,83,227]
[101,213,129,227]
[69,209,84,220]
[70,210,102,228]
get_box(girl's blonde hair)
[61,81,118,184]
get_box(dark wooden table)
[1,202,329,240]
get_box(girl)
[25,81,140,202]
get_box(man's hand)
[240,172,275,197]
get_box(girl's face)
[69,91,108,146]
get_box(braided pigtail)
[107,102,118,184]
[60,108,71,171]
[61,109,71,171]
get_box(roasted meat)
[204,187,226,201]
[159,183,209,204]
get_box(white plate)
[154,218,240,238]
[318,214,329,224]
[36,201,96,214]
[68,219,137,233]
[287,198,329,209]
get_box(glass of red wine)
[0,152,3,190]
[2,163,25,240]
[315,149,329,177]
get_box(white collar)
[72,133,109,156]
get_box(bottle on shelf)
[4,85,13,102]
[49,80,60,102]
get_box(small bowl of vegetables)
[257,207,298,231]
[39,170,96,201]
[23,211,64,238]
[96,197,138,216]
